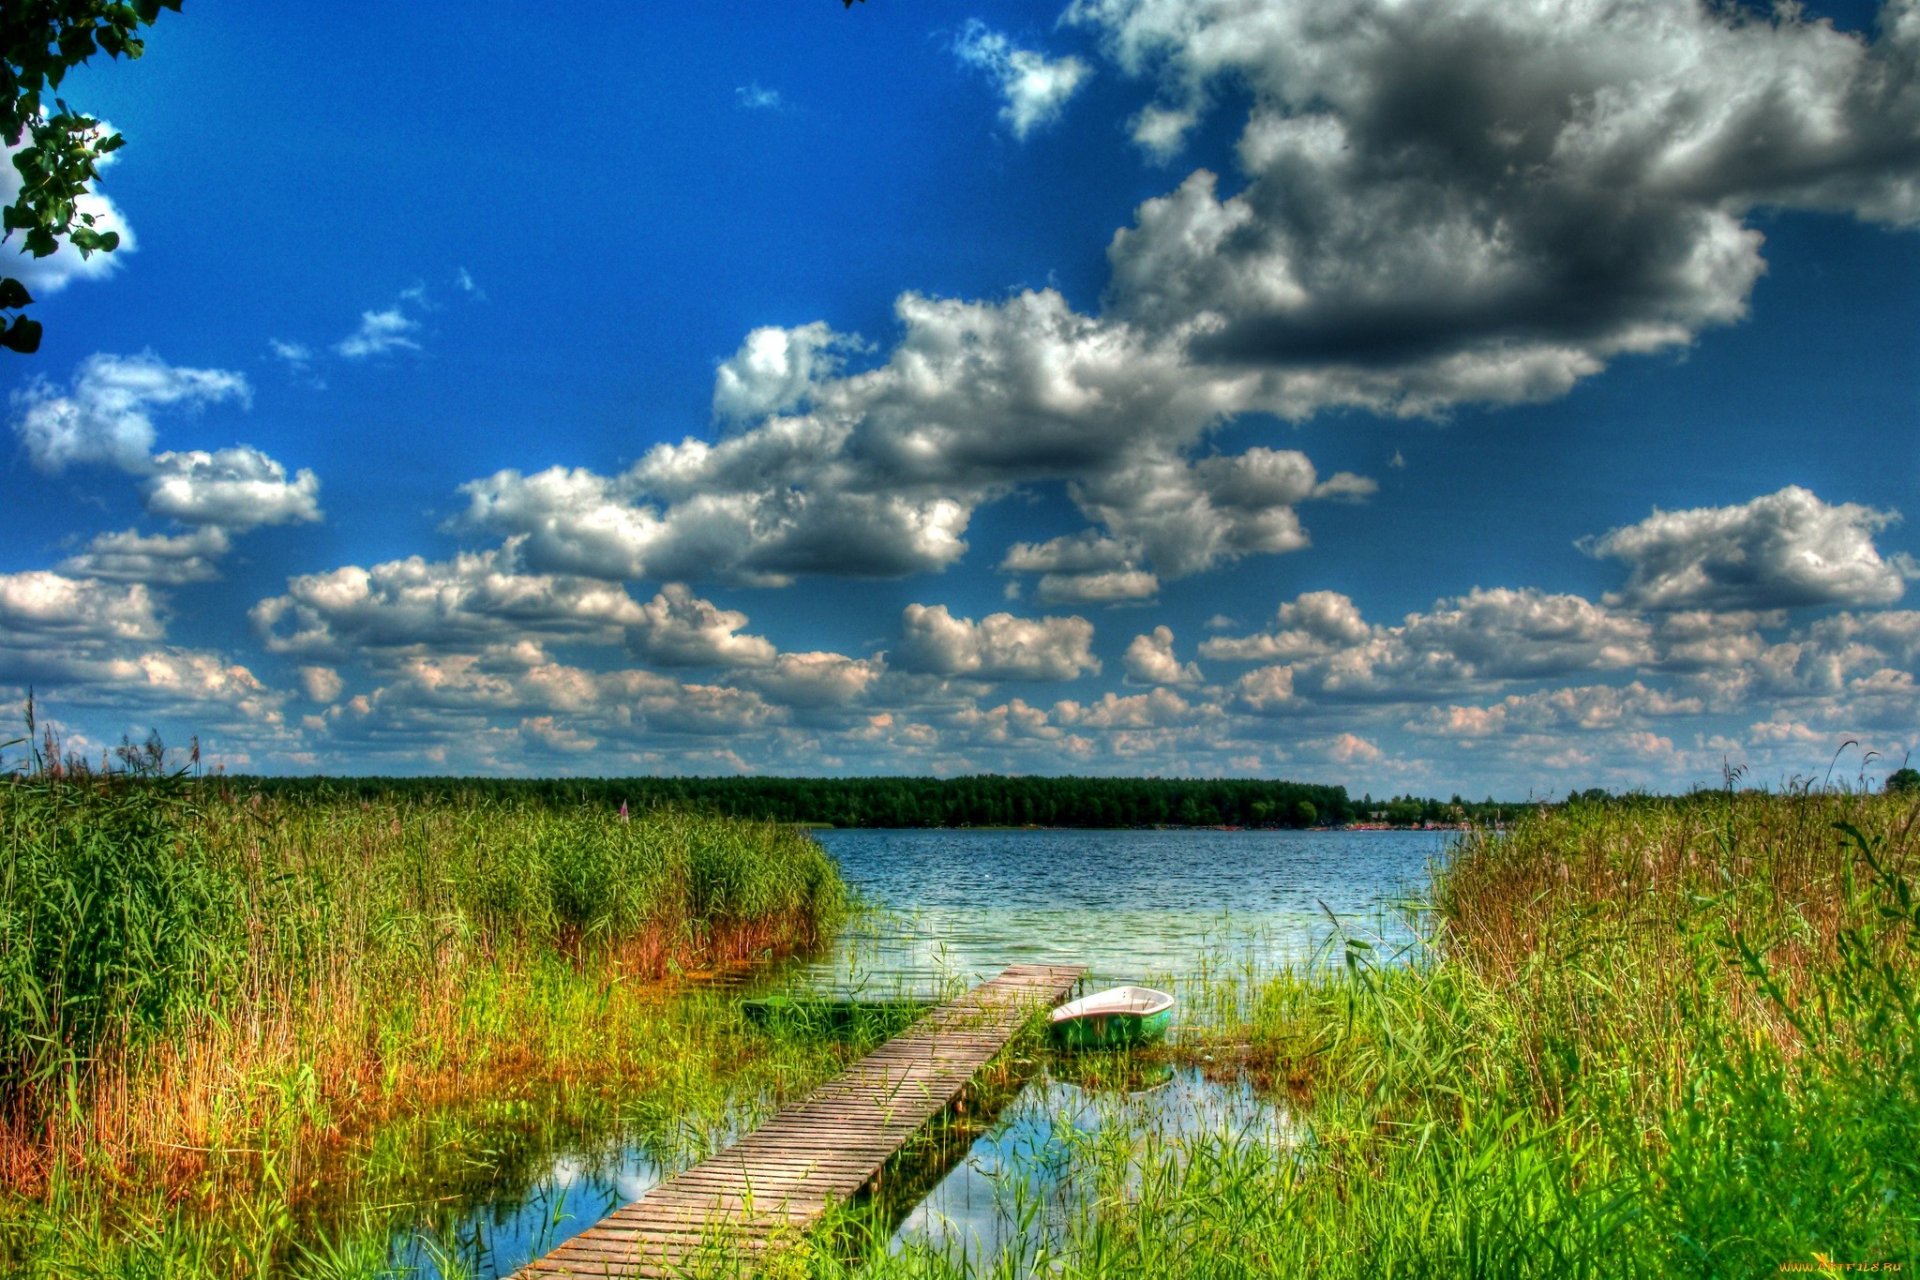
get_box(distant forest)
[226,774,1418,829]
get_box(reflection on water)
[365,1085,787,1277]
[384,1146,662,1278]
[795,828,1453,1004]
[889,1067,1295,1274]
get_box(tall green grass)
[1,724,844,1197]
[1,760,239,1127]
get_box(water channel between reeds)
[376,827,1455,1277]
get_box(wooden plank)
[513,963,1083,1279]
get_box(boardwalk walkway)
[515,962,1086,1279]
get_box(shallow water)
[373,1066,1294,1279]
[367,828,1450,1276]
[383,1146,663,1278]
[889,1066,1294,1273]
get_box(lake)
[794,826,1456,997]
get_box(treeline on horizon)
[224,773,1392,829]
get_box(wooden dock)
[515,962,1086,1279]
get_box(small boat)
[1048,985,1175,1049]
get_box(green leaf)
[68,226,119,256]
[1,316,44,355]
[0,2,174,355]
[58,30,99,64]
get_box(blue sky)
[3,0,1917,797]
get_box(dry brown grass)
[1434,788,1920,1120]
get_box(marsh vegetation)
[4,726,1915,1276]
[0,725,849,1276]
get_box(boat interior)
[1051,985,1175,1019]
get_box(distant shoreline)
[796,821,1472,832]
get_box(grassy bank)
[841,789,1918,1278]
[0,749,849,1275]
[11,770,1916,1277]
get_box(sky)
[2,0,1918,798]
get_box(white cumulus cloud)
[252,546,651,656]
[895,603,1100,681]
[8,352,320,539]
[742,651,885,709]
[1585,486,1911,611]
[1035,570,1160,605]
[0,571,164,643]
[712,322,864,422]
[60,526,232,585]
[625,584,778,668]
[1207,586,1653,701]
[11,351,250,474]
[299,665,344,703]
[955,21,1093,139]
[1122,625,1200,685]
[143,447,322,530]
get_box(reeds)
[0,739,846,1200]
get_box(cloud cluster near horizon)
[12,440,1911,789]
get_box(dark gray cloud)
[1074,0,1920,412]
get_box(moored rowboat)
[1048,985,1174,1049]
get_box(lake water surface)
[798,826,1454,996]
